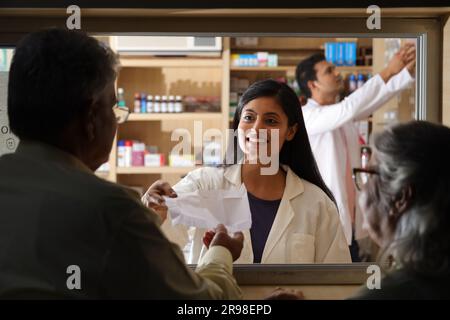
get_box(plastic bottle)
[124,140,133,167]
[168,95,175,113]
[154,96,161,113]
[140,93,147,113]
[161,95,168,113]
[175,96,183,113]
[117,88,126,107]
[357,74,365,89]
[348,74,357,93]
[117,140,126,167]
[146,95,153,113]
[133,93,141,113]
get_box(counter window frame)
[0,14,442,285]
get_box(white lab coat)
[302,67,414,245]
[161,164,351,264]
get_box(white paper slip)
[164,186,252,232]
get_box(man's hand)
[380,42,416,82]
[141,180,177,223]
[205,224,244,262]
[264,288,305,300]
[203,230,215,248]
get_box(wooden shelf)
[230,65,372,73]
[336,66,373,72]
[119,57,223,68]
[230,66,294,72]
[116,166,195,175]
[126,112,223,121]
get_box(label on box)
[145,153,163,167]
[169,154,194,167]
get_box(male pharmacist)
[0,28,243,299]
[296,43,415,259]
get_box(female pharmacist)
[143,79,351,264]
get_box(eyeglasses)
[113,105,130,124]
[352,167,379,191]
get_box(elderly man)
[0,28,243,299]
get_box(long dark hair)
[228,79,336,206]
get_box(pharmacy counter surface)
[189,263,372,300]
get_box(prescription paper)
[164,186,251,232]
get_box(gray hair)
[8,28,119,144]
[372,121,450,276]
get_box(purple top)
[247,192,281,263]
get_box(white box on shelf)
[116,36,222,55]
[169,154,195,167]
[145,153,164,167]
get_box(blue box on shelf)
[336,42,346,66]
[325,42,336,64]
[345,42,357,66]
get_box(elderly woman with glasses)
[350,120,450,299]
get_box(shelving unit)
[119,57,223,68]
[98,36,375,191]
[116,166,196,175]
[230,66,294,72]
[127,112,222,122]
[97,36,230,190]
[335,66,373,73]
[230,65,372,73]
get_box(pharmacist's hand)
[381,43,415,82]
[147,201,168,223]
[391,43,415,73]
[142,180,177,222]
[207,224,244,262]
[406,54,416,76]
[143,180,177,201]
[264,288,305,300]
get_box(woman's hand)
[142,180,177,223]
[146,202,169,223]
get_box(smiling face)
[309,60,344,97]
[237,96,297,165]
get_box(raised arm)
[304,43,416,135]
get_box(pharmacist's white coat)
[302,67,414,245]
[161,164,351,264]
